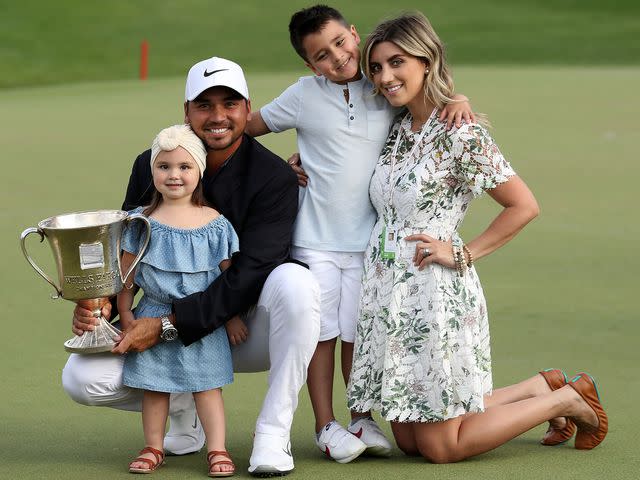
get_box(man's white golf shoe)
[164,411,205,455]
[249,432,295,477]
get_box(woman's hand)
[439,94,475,130]
[225,315,249,346]
[405,234,455,270]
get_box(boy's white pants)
[290,246,364,343]
[61,263,321,438]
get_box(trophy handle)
[20,227,63,299]
[120,213,151,285]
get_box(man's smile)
[205,127,231,134]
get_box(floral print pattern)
[347,109,515,422]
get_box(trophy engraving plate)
[79,242,105,270]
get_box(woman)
[346,12,607,462]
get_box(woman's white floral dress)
[347,109,515,422]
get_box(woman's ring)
[422,248,431,257]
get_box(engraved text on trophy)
[64,270,119,292]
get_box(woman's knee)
[412,419,464,463]
[416,441,461,464]
[394,430,457,461]
[391,422,421,457]
[397,440,421,456]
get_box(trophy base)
[64,317,122,354]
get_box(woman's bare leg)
[484,374,551,407]
[390,422,420,456]
[412,385,597,463]
[485,372,569,439]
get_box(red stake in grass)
[140,40,149,81]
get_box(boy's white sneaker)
[164,411,205,455]
[348,417,393,457]
[315,421,366,463]
[248,432,294,477]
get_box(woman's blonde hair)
[363,12,461,111]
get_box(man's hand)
[439,94,476,130]
[287,153,308,187]
[225,315,249,346]
[112,316,162,354]
[72,302,112,336]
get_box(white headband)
[150,124,207,178]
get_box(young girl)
[347,12,608,462]
[118,124,239,476]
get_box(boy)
[247,5,473,463]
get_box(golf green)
[1,67,638,478]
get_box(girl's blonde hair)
[363,11,487,126]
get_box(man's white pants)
[61,263,320,438]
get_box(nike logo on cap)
[204,68,229,77]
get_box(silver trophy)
[20,210,151,354]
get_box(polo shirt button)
[349,104,353,108]
[350,116,354,120]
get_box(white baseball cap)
[184,57,250,101]
[151,124,207,178]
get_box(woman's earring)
[425,68,430,75]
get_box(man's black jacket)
[122,134,298,346]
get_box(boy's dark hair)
[289,5,349,61]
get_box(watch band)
[160,316,178,341]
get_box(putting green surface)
[1,67,638,478]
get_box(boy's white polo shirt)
[261,75,397,252]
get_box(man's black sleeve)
[173,169,298,346]
[122,150,154,210]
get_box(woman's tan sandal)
[569,373,608,450]
[129,446,165,474]
[207,450,235,478]
[539,368,576,445]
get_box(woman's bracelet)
[452,244,466,277]
[463,244,474,268]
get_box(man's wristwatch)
[160,316,178,342]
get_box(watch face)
[161,328,179,341]
[160,317,178,341]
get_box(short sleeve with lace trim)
[451,124,516,197]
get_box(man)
[62,56,321,477]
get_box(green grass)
[2,66,639,479]
[2,0,639,88]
